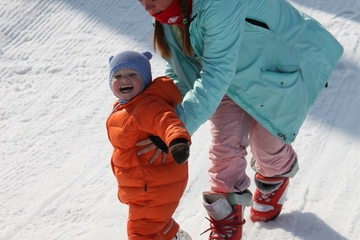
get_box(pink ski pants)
[208,95,297,193]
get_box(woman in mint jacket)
[138,0,343,239]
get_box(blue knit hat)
[108,50,153,94]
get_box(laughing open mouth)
[120,86,133,93]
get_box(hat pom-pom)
[108,56,114,64]
[142,51,152,61]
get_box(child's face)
[112,68,143,101]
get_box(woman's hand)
[136,138,167,164]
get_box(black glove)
[149,135,168,153]
[169,138,190,165]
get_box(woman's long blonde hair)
[153,0,192,58]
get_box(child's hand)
[169,138,190,165]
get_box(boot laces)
[255,179,284,203]
[256,191,276,203]
[200,207,245,239]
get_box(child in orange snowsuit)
[106,50,191,239]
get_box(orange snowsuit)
[106,76,191,239]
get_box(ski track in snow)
[1,0,360,239]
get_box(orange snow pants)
[127,217,179,240]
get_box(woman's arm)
[168,0,248,135]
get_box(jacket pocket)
[258,65,308,141]
[261,65,303,94]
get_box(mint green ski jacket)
[162,0,343,143]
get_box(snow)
[1,0,359,239]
